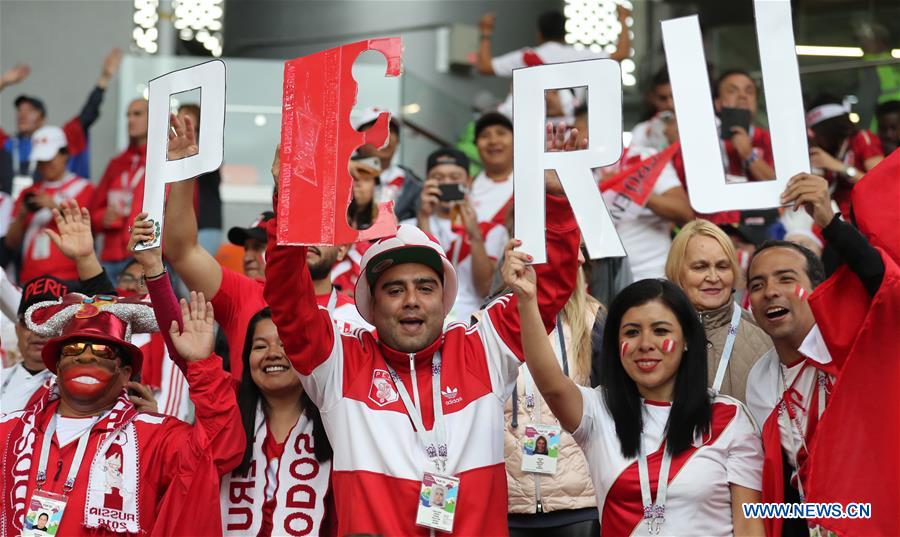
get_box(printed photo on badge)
[521,424,561,475]
[23,493,66,536]
[416,472,460,533]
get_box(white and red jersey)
[402,215,508,324]
[824,130,883,215]
[376,164,408,206]
[316,288,374,333]
[132,332,193,422]
[746,325,836,494]
[470,170,514,225]
[264,195,580,536]
[490,41,607,78]
[0,191,13,238]
[330,242,365,297]
[221,405,332,537]
[13,173,93,283]
[573,389,763,536]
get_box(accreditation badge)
[520,423,561,475]
[23,490,67,536]
[416,472,460,533]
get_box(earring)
[684,345,689,351]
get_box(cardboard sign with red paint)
[277,38,402,246]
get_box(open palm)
[169,291,215,362]
[44,200,95,260]
[167,113,199,161]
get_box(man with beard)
[162,116,372,379]
[0,291,243,536]
[263,126,584,535]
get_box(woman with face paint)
[509,257,766,536]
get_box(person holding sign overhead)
[665,219,772,403]
[515,273,764,536]
[263,124,583,536]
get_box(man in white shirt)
[469,112,515,226]
[1,275,68,411]
[476,8,630,124]
[405,148,507,324]
[352,106,422,221]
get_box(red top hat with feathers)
[25,293,158,374]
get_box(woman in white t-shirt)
[505,258,764,536]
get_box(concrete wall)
[0,0,133,181]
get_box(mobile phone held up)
[438,183,466,202]
[720,107,752,140]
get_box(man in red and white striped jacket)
[264,188,579,536]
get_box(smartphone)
[438,183,466,202]
[720,107,752,140]
[24,192,40,212]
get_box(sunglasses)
[61,341,120,360]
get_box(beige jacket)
[504,312,599,515]
[701,300,773,403]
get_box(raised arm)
[131,213,187,373]
[161,114,223,298]
[506,238,584,431]
[263,145,335,375]
[475,12,497,75]
[608,6,632,62]
[0,63,29,93]
[164,291,243,474]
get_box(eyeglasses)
[61,341,119,360]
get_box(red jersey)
[211,267,267,380]
[13,173,93,284]
[89,144,147,262]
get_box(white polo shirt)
[1,363,53,413]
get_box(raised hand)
[128,213,165,277]
[271,143,281,190]
[479,12,496,35]
[0,63,30,89]
[780,173,835,229]
[543,122,587,196]
[44,199,95,260]
[97,48,123,89]
[169,291,215,362]
[167,113,199,161]
[502,238,537,302]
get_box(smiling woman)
[666,220,773,403]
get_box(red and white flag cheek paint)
[661,339,677,353]
[794,284,809,301]
[620,341,629,357]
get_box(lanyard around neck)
[638,429,672,535]
[384,352,447,474]
[711,302,743,394]
[778,363,827,501]
[36,414,95,494]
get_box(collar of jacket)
[698,299,735,331]
[378,333,443,373]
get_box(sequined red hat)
[25,293,158,374]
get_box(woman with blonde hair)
[504,263,607,536]
[664,219,772,403]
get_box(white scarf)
[1,384,140,536]
[220,403,331,537]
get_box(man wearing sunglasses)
[0,292,243,536]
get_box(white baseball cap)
[351,106,395,131]
[354,224,458,325]
[30,125,67,162]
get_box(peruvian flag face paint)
[60,364,116,399]
[661,338,677,353]
[620,341,629,357]
[794,284,809,301]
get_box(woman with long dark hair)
[506,245,764,536]
[219,307,334,537]
[807,94,884,215]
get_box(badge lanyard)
[711,302,743,394]
[638,433,672,535]
[778,363,827,501]
[385,352,448,474]
[523,316,568,416]
[36,414,94,494]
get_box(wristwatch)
[843,165,859,178]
